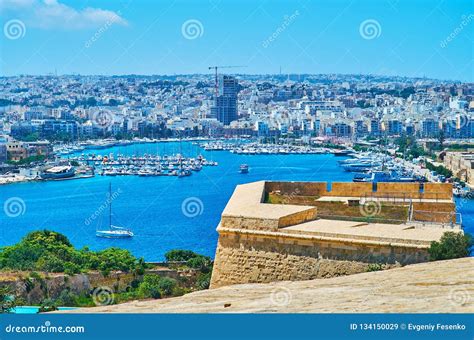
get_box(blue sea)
[0,142,472,260]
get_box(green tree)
[56,289,78,307]
[138,274,162,299]
[165,249,198,262]
[429,232,472,261]
[157,277,177,296]
[39,298,58,313]
[0,230,143,274]
[37,254,65,272]
[0,286,16,313]
[196,272,211,290]
[138,275,177,298]
[64,262,81,275]
[186,255,212,273]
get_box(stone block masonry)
[210,181,459,288]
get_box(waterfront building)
[25,141,52,158]
[11,122,35,139]
[212,75,239,125]
[6,140,27,161]
[355,120,368,137]
[370,119,381,136]
[331,122,352,137]
[444,152,474,186]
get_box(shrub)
[29,271,42,280]
[57,289,78,307]
[37,254,64,272]
[96,248,137,272]
[0,286,16,313]
[186,256,212,273]
[0,243,43,270]
[165,250,198,262]
[39,298,58,313]
[138,275,178,298]
[138,274,162,299]
[64,262,81,276]
[196,272,211,290]
[133,258,146,276]
[157,277,177,297]
[429,232,472,261]
[367,263,384,272]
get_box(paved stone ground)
[60,257,473,313]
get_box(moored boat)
[96,183,133,238]
[40,165,75,179]
[240,164,249,174]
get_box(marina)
[336,152,425,182]
[199,141,334,155]
[0,141,472,261]
[69,153,217,177]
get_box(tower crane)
[208,65,246,99]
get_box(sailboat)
[96,183,134,238]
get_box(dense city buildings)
[0,73,473,166]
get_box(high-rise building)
[422,118,439,137]
[212,75,239,125]
[388,120,402,136]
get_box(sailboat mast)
[109,182,112,228]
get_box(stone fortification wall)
[210,228,429,288]
[265,181,453,200]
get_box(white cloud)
[1,0,127,29]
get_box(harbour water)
[1,141,472,260]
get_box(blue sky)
[1,0,473,81]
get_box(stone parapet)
[210,181,459,288]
